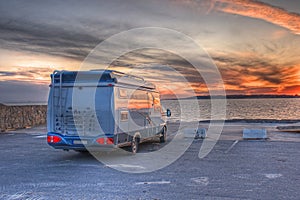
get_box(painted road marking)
[264,173,282,179]
[225,140,239,153]
[33,135,47,138]
[106,164,146,170]
[135,181,171,185]
[190,177,209,186]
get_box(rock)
[0,105,47,132]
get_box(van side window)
[120,111,128,121]
[130,89,148,100]
[128,89,149,109]
[119,88,128,98]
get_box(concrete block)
[183,128,197,138]
[243,128,267,140]
[183,128,206,139]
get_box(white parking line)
[225,140,239,153]
[33,135,47,138]
[191,177,209,186]
[106,164,146,170]
[264,173,282,179]
[135,181,171,185]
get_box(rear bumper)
[47,132,116,151]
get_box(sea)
[3,98,300,122]
[161,98,300,122]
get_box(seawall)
[0,104,47,132]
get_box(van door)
[115,88,129,134]
[118,109,129,133]
[147,92,156,136]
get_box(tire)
[75,150,88,153]
[131,137,139,154]
[160,126,167,143]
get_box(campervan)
[47,70,171,153]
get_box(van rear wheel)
[160,126,167,143]
[131,137,139,154]
[75,150,87,153]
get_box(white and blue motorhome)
[47,70,171,153]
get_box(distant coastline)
[164,94,300,100]
[0,102,47,106]
[1,95,299,105]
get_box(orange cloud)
[218,0,300,34]
[279,85,300,95]
[176,0,300,35]
[214,51,300,95]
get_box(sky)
[0,0,300,103]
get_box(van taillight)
[96,138,105,144]
[96,137,114,145]
[47,135,62,143]
[106,138,114,144]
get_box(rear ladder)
[51,70,67,134]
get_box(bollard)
[183,128,197,138]
[195,128,207,139]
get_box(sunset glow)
[0,0,300,103]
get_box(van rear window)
[52,72,112,83]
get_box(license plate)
[73,140,88,145]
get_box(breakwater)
[0,104,47,132]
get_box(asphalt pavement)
[0,122,299,200]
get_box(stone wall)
[0,104,47,132]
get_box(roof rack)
[50,70,155,89]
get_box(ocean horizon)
[162,98,300,122]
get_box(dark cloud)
[0,67,52,81]
[0,19,111,60]
[0,0,181,61]
[110,48,206,84]
[0,80,49,104]
[0,0,144,61]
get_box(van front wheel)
[131,137,139,154]
[160,126,167,143]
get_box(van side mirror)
[112,78,118,83]
[166,109,171,117]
